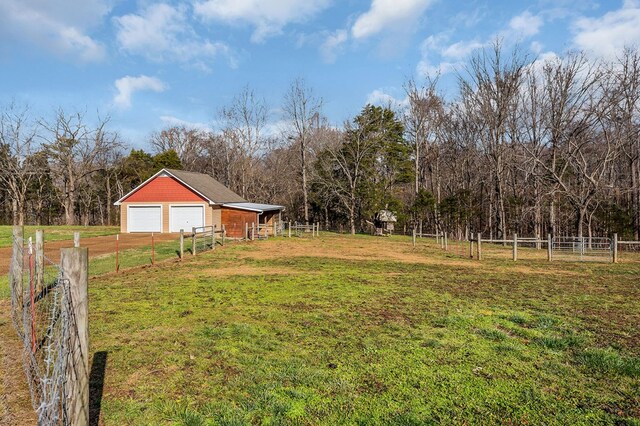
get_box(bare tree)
[282,78,323,224]
[0,102,38,225]
[150,126,205,170]
[42,109,117,225]
[220,87,269,199]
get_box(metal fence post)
[477,233,482,261]
[513,233,518,261]
[35,230,44,291]
[547,234,552,262]
[192,227,197,255]
[179,229,184,260]
[613,233,618,263]
[61,247,89,426]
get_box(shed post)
[192,227,197,255]
[73,231,80,248]
[513,233,518,261]
[477,233,482,261]
[179,229,184,260]
[61,247,89,426]
[547,234,552,262]
[613,233,618,263]
[35,229,44,291]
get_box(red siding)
[125,176,206,202]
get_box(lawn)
[82,233,640,425]
[0,225,119,248]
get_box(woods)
[1,43,639,239]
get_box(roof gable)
[115,168,246,205]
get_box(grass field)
[0,225,119,248]
[2,233,640,425]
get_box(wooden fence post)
[35,230,44,291]
[212,225,216,250]
[74,231,80,248]
[179,230,184,260]
[192,227,197,255]
[61,247,89,426]
[252,222,255,241]
[536,233,541,250]
[115,234,120,273]
[245,223,249,240]
[469,239,474,259]
[10,226,23,311]
[419,221,423,238]
[513,233,518,261]
[477,233,482,261]
[444,232,448,251]
[547,234,552,262]
[613,233,618,263]
[412,228,416,247]
[222,225,226,246]
[288,221,291,238]
[151,233,155,265]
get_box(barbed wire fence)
[9,227,89,425]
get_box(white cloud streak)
[114,75,167,109]
[351,0,435,39]
[194,0,331,43]
[114,3,233,69]
[0,0,108,62]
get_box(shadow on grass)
[89,351,108,426]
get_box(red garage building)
[114,168,283,238]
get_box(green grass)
[80,233,640,425]
[0,225,119,248]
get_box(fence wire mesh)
[9,234,84,425]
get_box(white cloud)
[114,76,167,109]
[509,11,543,37]
[441,40,486,59]
[194,0,331,43]
[573,2,640,57]
[0,0,107,62]
[320,29,348,63]
[366,89,409,109]
[416,60,458,78]
[351,0,435,39]
[160,115,212,132]
[114,3,233,69]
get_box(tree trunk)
[632,158,639,240]
[301,137,309,224]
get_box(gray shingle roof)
[165,169,247,203]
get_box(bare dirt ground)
[0,233,178,275]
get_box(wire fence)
[9,232,88,424]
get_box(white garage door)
[170,205,204,233]
[128,206,162,233]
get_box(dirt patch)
[0,300,36,425]
[0,233,178,275]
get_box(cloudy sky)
[0,0,638,147]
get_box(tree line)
[1,41,639,240]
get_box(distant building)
[114,168,283,238]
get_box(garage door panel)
[170,206,204,233]
[128,206,162,233]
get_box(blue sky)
[1,0,638,148]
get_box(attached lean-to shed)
[114,168,284,237]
